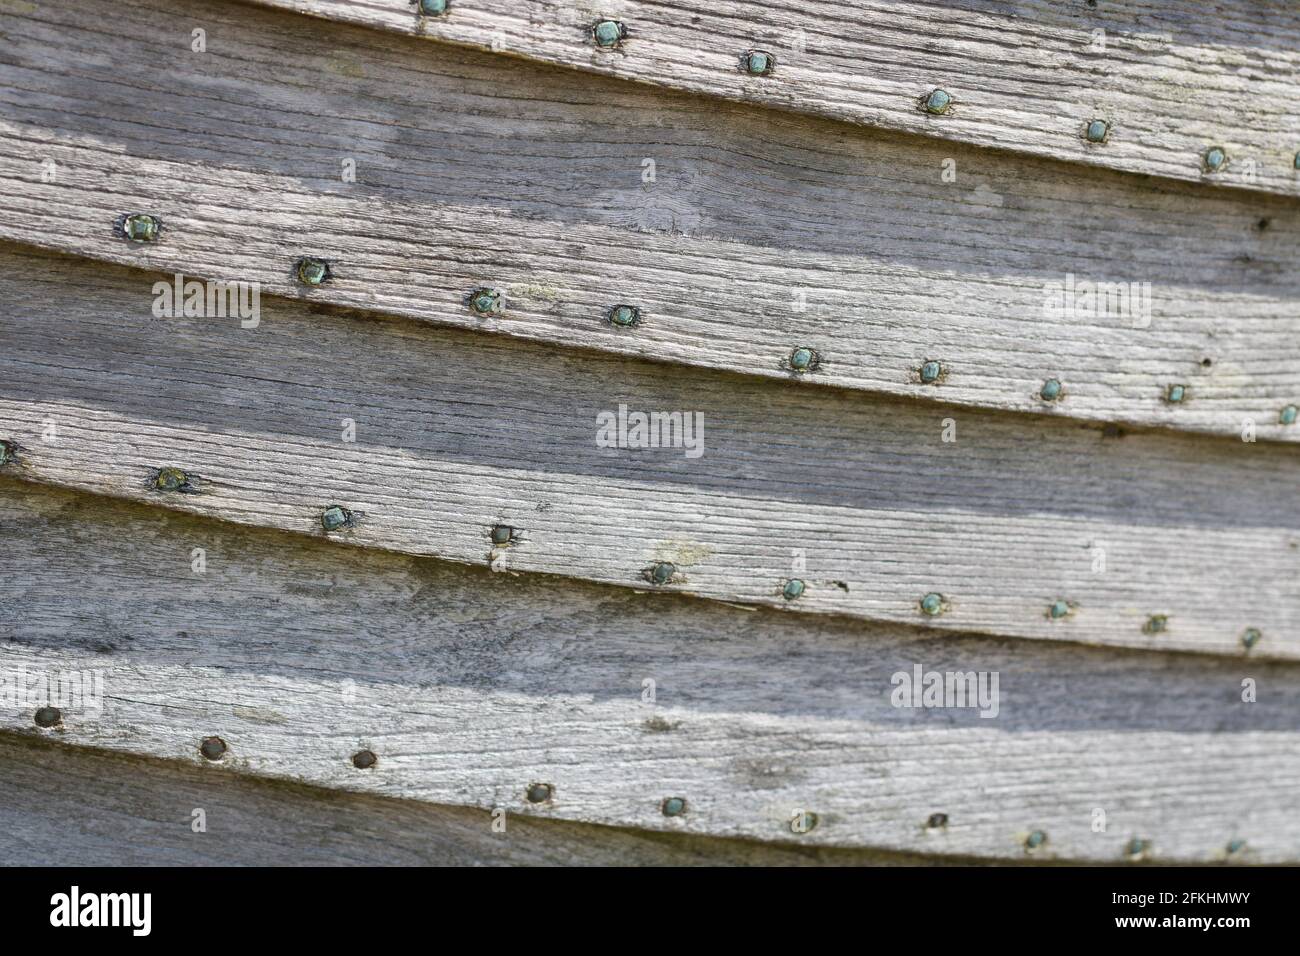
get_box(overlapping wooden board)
[2,0,1299,441]
[1,244,1296,658]
[0,735,930,865]
[2,480,1296,862]
[240,0,1300,198]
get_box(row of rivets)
[406,2,1291,191]
[644,571,1259,651]
[787,359,1296,421]
[316,500,1274,650]
[106,212,1300,423]
[936,814,1239,859]
[9,445,1282,655]
[17,710,1258,853]
[314,1,1300,176]
[920,593,1261,649]
[572,18,1284,181]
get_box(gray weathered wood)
[1,243,1296,658]
[2,0,1299,441]
[1,480,1296,861]
[242,0,1300,197]
[0,734,930,865]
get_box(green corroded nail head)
[920,360,942,384]
[1127,837,1150,858]
[1165,383,1186,403]
[0,440,14,466]
[593,19,625,47]
[297,257,331,286]
[1227,838,1246,854]
[153,467,191,492]
[648,562,675,585]
[1241,627,1262,650]
[608,304,640,327]
[1040,378,1063,401]
[122,213,160,242]
[1085,120,1109,144]
[920,592,945,616]
[1049,600,1070,619]
[789,347,817,372]
[470,288,501,315]
[490,524,513,546]
[927,812,948,829]
[742,50,774,76]
[526,782,553,803]
[352,749,377,769]
[1203,147,1227,172]
[419,0,448,15]
[1280,405,1297,425]
[321,505,351,532]
[924,89,951,114]
[662,797,687,817]
[783,579,805,601]
[1143,614,1167,635]
[1025,830,1046,849]
[34,706,61,728]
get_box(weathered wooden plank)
[0,735,933,865]
[2,0,1298,442]
[1,481,1296,862]
[241,0,1300,197]
[0,244,1296,659]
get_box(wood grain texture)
[1,481,1296,862]
[240,0,1300,197]
[2,0,1299,442]
[0,244,1296,659]
[0,735,931,865]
